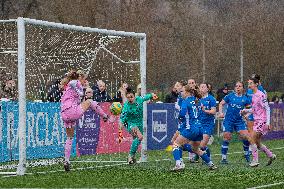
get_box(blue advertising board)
[147,103,178,150]
[0,101,71,162]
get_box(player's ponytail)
[192,86,202,104]
[185,85,201,104]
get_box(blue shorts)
[248,114,254,121]
[181,125,203,142]
[202,123,215,136]
[223,120,247,133]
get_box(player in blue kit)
[199,83,217,160]
[166,80,190,168]
[219,81,252,164]
[171,85,217,171]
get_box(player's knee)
[172,142,180,149]
[223,133,232,141]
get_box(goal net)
[0,18,147,175]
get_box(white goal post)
[0,17,147,176]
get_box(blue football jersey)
[177,94,183,107]
[179,96,200,127]
[199,94,216,124]
[223,92,250,122]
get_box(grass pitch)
[0,139,283,188]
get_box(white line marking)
[247,181,284,189]
[71,160,126,163]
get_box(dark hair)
[126,87,135,95]
[207,83,212,91]
[69,71,79,80]
[200,83,210,89]
[251,74,261,81]
[249,77,259,84]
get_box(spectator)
[135,83,141,96]
[47,79,63,102]
[217,84,229,102]
[83,87,94,101]
[2,78,17,100]
[280,93,284,103]
[113,82,128,103]
[164,81,182,103]
[93,80,112,102]
[271,95,280,104]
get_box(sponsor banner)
[76,108,100,156]
[0,101,68,162]
[95,103,133,154]
[264,103,284,140]
[1,101,282,162]
[147,103,178,150]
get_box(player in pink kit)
[61,70,109,172]
[241,77,276,167]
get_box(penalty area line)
[247,181,284,189]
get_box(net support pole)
[140,36,147,162]
[16,17,27,176]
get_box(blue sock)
[221,140,229,159]
[201,146,211,159]
[200,153,211,164]
[173,147,181,161]
[179,147,183,159]
[242,140,250,155]
[183,144,193,153]
[242,140,250,162]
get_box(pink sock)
[250,144,258,162]
[91,101,107,117]
[64,138,73,163]
[259,144,273,158]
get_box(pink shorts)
[61,105,84,128]
[253,121,269,135]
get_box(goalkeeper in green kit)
[119,87,158,164]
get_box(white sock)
[208,161,214,166]
[176,160,181,166]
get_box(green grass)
[0,139,284,188]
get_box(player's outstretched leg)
[128,126,143,164]
[242,140,251,163]
[192,142,217,170]
[221,140,229,164]
[172,143,184,171]
[259,144,276,166]
[249,144,259,167]
[63,123,75,172]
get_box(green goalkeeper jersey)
[120,93,153,132]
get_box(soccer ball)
[110,102,122,115]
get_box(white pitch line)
[71,160,126,163]
[247,181,284,189]
[1,162,128,178]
